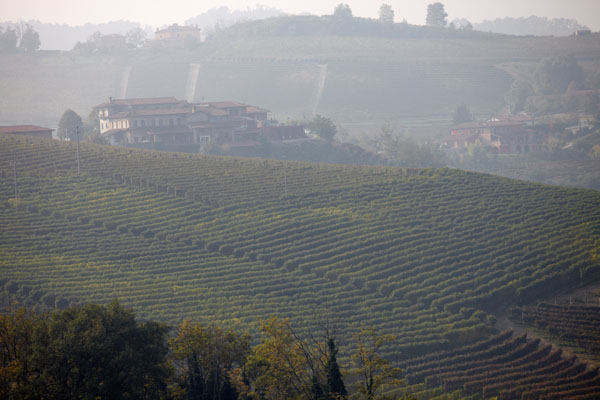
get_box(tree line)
[0,301,404,400]
[0,24,40,52]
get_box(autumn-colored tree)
[170,320,251,400]
[351,325,402,400]
[247,317,311,400]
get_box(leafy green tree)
[505,81,534,114]
[35,301,171,399]
[18,24,40,52]
[426,3,447,27]
[0,301,171,399]
[0,308,45,399]
[453,104,472,125]
[170,320,251,400]
[378,4,394,24]
[57,109,84,140]
[308,115,337,141]
[533,55,583,95]
[351,325,402,400]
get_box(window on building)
[141,120,146,127]
[169,119,173,126]
[159,119,163,127]
[132,120,137,128]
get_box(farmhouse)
[155,24,201,41]
[446,118,541,154]
[0,125,53,139]
[94,97,269,147]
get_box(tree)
[333,4,353,19]
[426,3,447,27]
[453,104,472,125]
[533,55,583,95]
[308,115,337,141]
[351,326,402,400]
[378,4,394,24]
[126,27,146,48]
[170,320,251,400]
[18,24,40,52]
[57,109,83,140]
[0,26,18,52]
[0,308,46,399]
[1,301,172,399]
[247,317,311,400]
[325,338,347,399]
[505,80,534,114]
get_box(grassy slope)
[1,136,599,363]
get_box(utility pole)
[76,125,81,173]
[9,160,19,201]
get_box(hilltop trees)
[18,24,40,52]
[0,26,18,52]
[378,4,395,24]
[426,3,448,27]
[333,4,353,19]
[0,24,40,52]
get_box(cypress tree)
[325,338,347,399]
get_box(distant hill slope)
[2,21,600,126]
[1,135,599,369]
[474,16,589,37]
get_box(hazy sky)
[3,0,600,30]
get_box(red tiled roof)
[94,97,184,109]
[200,101,248,109]
[0,125,54,133]
[246,105,270,114]
[192,106,228,116]
[106,108,193,119]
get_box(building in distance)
[0,125,53,139]
[93,96,303,151]
[155,24,201,42]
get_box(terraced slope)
[1,135,600,370]
[402,331,600,399]
[513,303,600,361]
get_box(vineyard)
[2,135,600,398]
[513,302,600,362]
[401,331,600,399]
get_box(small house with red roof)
[0,125,53,139]
[446,118,541,154]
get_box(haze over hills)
[1,15,599,128]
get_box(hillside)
[2,24,600,126]
[2,133,599,335]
